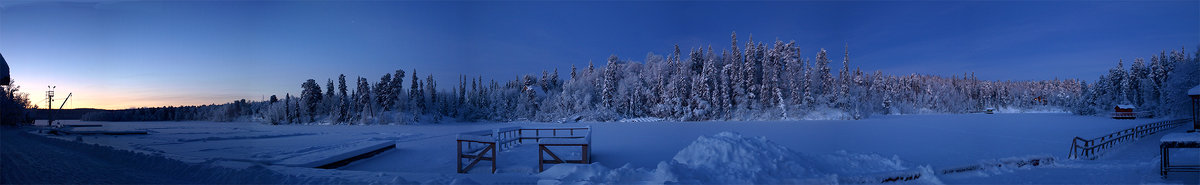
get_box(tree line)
[73,32,1199,124]
[1070,47,1199,117]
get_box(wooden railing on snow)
[1110,111,1154,119]
[456,130,499,173]
[532,128,591,172]
[1068,118,1191,160]
[456,126,591,173]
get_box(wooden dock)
[456,126,591,173]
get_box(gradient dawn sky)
[2,1,1197,110]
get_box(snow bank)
[994,106,1069,114]
[274,140,395,168]
[617,117,664,123]
[538,132,943,185]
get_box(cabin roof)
[1116,105,1136,109]
[1189,85,1200,96]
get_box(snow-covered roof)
[1115,105,1136,109]
[1161,133,1200,143]
[1189,85,1200,96]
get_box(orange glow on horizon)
[22,86,260,110]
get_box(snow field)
[16,113,1187,184]
[33,120,423,168]
[0,127,367,184]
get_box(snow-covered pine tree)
[550,68,560,92]
[325,79,335,122]
[721,57,738,118]
[602,55,619,108]
[426,74,438,117]
[850,67,867,119]
[300,79,322,123]
[588,60,595,76]
[1110,59,1129,105]
[356,77,372,120]
[728,32,744,113]
[570,64,577,80]
[410,70,423,114]
[676,49,695,118]
[837,44,852,114]
[870,70,886,113]
[541,70,551,92]
[285,93,292,124]
[814,48,833,106]
[458,75,467,116]
[375,73,393,111]
[338,74,348,123]
[326,79,335,101]
[802,58,815,109]
[691,47,717,120]
[741,38,760,110]
[523,74,538,117]
[391,69,405,111]
[1129,58,1147,107]
[760,40,780,108]
[715,50,732,118]
[784,42,804,107]
[1160,48,1199,116]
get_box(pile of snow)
[994,106,1070,114]
[617,117,664,123]
[538,132,943,185]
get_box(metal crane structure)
[59,93,73,110]
[45,86,73,126]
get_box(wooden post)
[456,140,463,173]
[1160,144,1167,177]
[538,145,545,172]
[492,142,497,173]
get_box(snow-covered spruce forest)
[81,34,1200,124]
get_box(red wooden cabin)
[1112,105,1138,119]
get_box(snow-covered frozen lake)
[343,113,1163,173]
[29,113,1196,184]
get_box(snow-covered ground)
[6,113,1197,184]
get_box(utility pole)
[46,86,55,126]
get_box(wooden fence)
[1068,118,1191,160]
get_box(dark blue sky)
[2,1,1197,109]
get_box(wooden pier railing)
[456,126,591,173]
[1068,118,1191,160]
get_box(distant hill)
[28,108,108,120]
